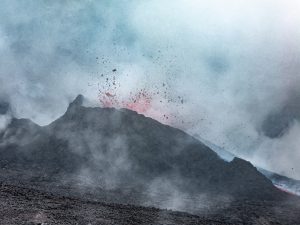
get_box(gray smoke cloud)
[1,0,300,179]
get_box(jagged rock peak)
[71,94,84,106]
[66,94,84,112]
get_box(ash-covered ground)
[1,168,300,225]
[1,180,300,225]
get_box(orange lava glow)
[99,89,153,114]
[124,97,152,114]
[97,75,185,125]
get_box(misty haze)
[0,1,300,224]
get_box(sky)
[0,0,300,179]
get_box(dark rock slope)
[1,182,300,225]
[0,95,284,202]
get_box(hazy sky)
[1,0,300,179]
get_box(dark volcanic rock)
[0,183,215,225]
[0,95,284,203]
[0,178,299,225]
[259,168,300,195]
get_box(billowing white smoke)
[0,115,11,131]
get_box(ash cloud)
[261,90,300,138]
[0,101,9,115]
[0,0,300,179]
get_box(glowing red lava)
[99,89,153,114]
[275,185,297,196]
[124,96,152,113]
[96,73,185,124]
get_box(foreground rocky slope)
[0,182,209,225]
[1,176,300,225]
